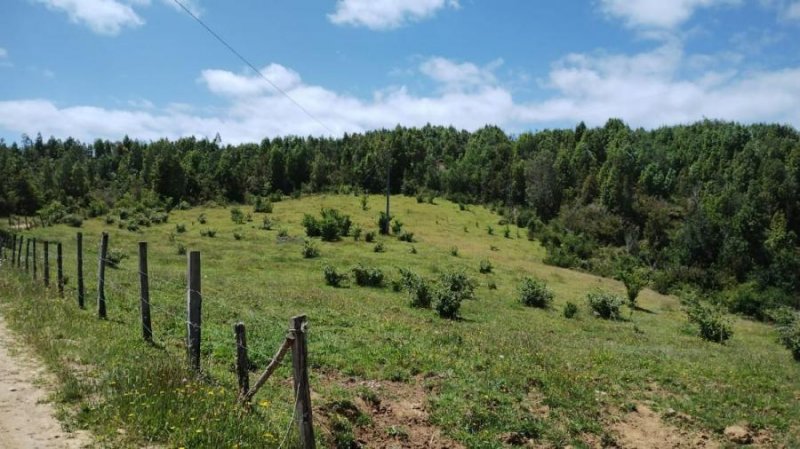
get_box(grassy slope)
[1,194,798,448]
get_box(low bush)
[150,211,169,224]
[233,231,244,241]
[175,223,187,233]
[778,316,800,361]
[488,280,497,290]
[277,228,289,238]
[398,268,432,308]
[302,239,320,258]
[324,266,347,287]
[432,271,475,319]
[391,220,403,234]
[260,217,273,230]
[230,207,245,224]
[303,208,351,241]
[176,244,187,256]
[398,231,414,242]
[253,196,273,213]
[479,259,493,274]
[106,248,126,269]
[364,231,375,243]
[105,215,115,225]
[378,212,391,235]
[198,213,207,224]
[563,301,578,318]
[519,277,554,308]
[373,242,385,253]
[503,226,511,239]
[352,265,384,287]
[126,221,140,232]
[176,200,191,210]
[686,301,733,343]
[63,214,83,228]
[487,225,494,236]
[352,226,362,241]
[450,246,459,257]
[587,291,624,320]
[200,228,216,238]
[410,246,417,254]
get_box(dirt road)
[0,315,90,448]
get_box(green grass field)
[1,194,798,448]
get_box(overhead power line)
[171,0,334,134]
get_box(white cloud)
[599,0,740,29]
[0,48,7,58]
[786,1,800,18]
[160,0,202,17]
[34,0,145,35]
[328,0,459,30]
[1,51,799,144]
[419,57,501,91]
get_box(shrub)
[175,223,187,233]
[132,213,151,227]
[391,220,403,234]
[234,231,244,241]
[126,221,140,232]
[352,265,384,287]
[778,316,800,361]
[176,200,191,210]
[253,196,273,213]
[398,231,414,242]
[176,244,187,256]
[150,211,169,224]
[432,272,475,319]
[519,277,554,308]
[198,213,207,224]
[416,195,425,204]
[526,217,544,240]
[378,212,391,235]
[618,268,646,308]
[686,301,733,343]
[488,280,497,290]
[373,242,385,253]
[587,291,624,320]
[364,231,375,243]
[458,203,466,211]
[230,207,245,224]
[352,226,362,241]
[398,269,432,308]
[487,225,494,235]
[324,266,347,287]
[360,194,369,211]
[302,239,320,258]
[504,226,512,239]
[449,246,458,257]
[409,246,417,254]
[261,217,273,230]
[268,192,283,202]
[277,228,289,238]
[303,208,351,241]
[564,302,578,318]
[63,214,83,228]
[200,228,216,238]
[105,215,115,225]
[105,249,126,268]
[479,259,493,274]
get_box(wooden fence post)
[138,242,152,343]
[97,232,108,319]
[291,314,315,449]
[187,251,202,372]
[77,233,84,309]
[25,238,30,272]
[17,237,23,267]
[57,242,64,297]
[32,238,37,280]
[234,322,249,399]
[43,241,50,287]
[11,234,16,267]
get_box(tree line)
[1,119,798,316]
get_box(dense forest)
[1,119,799,318]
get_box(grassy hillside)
[1,194,798,448]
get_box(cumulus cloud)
[1,52,799,144]
[34,0,146,35]
[599,0,740,29]
[328,0,459,30]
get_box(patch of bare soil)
[317,375,464,449]
[611,403,718,449]
[0,315,91,448]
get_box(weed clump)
[364,231,375,242]
[479,259,493,274]
[519,277,554,308]
[175,223,187,233]
[233,231,244,241]
[303,208,352,241]
[352,265,384,287]
[198,213,207,224]
[105,248,126,268]
[450,246,459,257]
[302,239,320,258]
[587,291,624,319]
[378,211,391,235]
[324,266,347,287]
[230,207,245,224]
[373,242,385,253]
[397,231,414,242]
[252,196,273,213]
[433,271,476,319]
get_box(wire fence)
[0,230,316,449]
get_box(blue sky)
[1,0,799,143]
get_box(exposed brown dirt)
[610,403,718,449]
[316,375,464,449]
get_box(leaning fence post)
[32,238,37,279]
[138,242,152,343]
[234,322,249,399]
[77,233,84,309]
[97,232,109,319]
[43,240,50,287]
[291,314,315,449]
[57,242,64,297]
[25,238,30,272]
[187,251,202,372]
[11,234,16,267]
